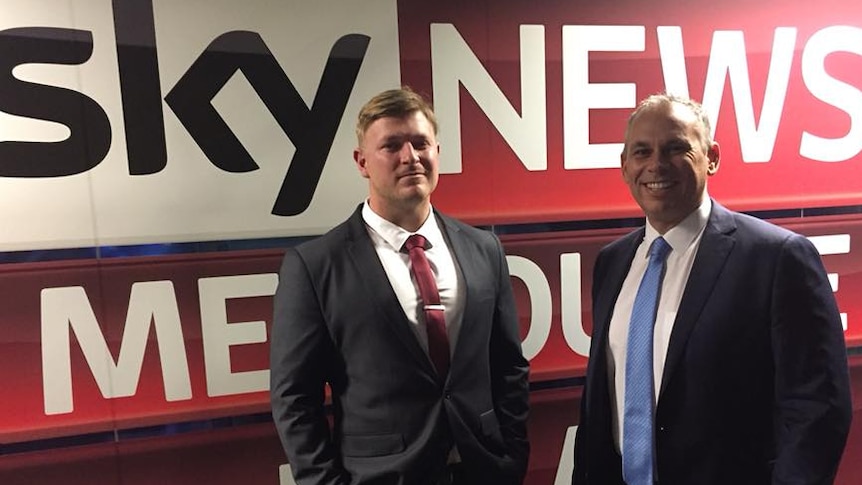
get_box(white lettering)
[507,255,552,360]
[431,23,547,173]
[657,26,689,97]
[801,26,862,162]
[561,252,590,356]
[701,28,796,162]
[423,23,862,174]
[554,426,578,484]
[563,25,645,169]
[41,282,190,415]
[809,233,850,330]
[199,274,277,397]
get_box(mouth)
[400,172,426,179]
[643,180,674,190]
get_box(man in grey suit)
[573,93,851,484]
[270,87,530,485]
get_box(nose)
[399,142,420,163]
[649,150,671,171]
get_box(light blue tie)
[623,236,672,485]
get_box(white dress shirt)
[607,197,712,451]
[361,201,465,356]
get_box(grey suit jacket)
[573,201,851,485]
[270,205,529,485]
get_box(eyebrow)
[380,133,407,144]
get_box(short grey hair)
[624,92,713,152]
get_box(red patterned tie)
[404,234,450,377]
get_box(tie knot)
[649,236,671,261]
[404,234,430,252]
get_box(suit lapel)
[659,202,736,396]
[343,208,437,376]
[436,213,473,365]
[583,230,641,444]
[592,231,643,372]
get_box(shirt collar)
[644,196,711,256]
[361,200,445,251]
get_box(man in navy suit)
[270,87,529,485]
[573,93,851,484]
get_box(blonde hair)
[355,87,437,143]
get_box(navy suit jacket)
[270,205,529,485]
[573,201,851,484]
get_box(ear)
[707,141,720,176]
[353,148,370,179]
[620,151,628,179]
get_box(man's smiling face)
[621,101,720,233]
